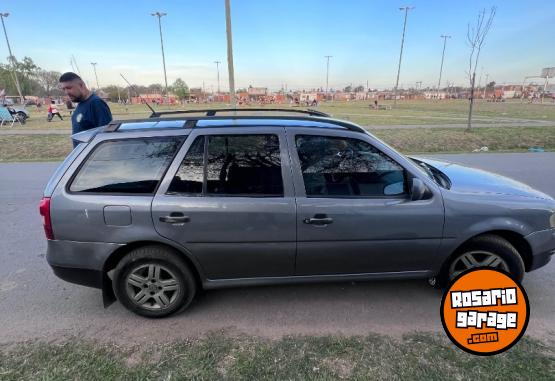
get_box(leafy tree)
[171,78,190,100]
[36,70,62,96]
[103,85,128,102]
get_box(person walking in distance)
[47,100,63,121]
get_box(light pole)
[483,73,489,99]
[90,62,99,89]
[214,60,221,93]
[151,11,169,101]
[325,55,332,101]
[224,0,236,107]
[0,12,23,104]
[393,6,414,106]
[437,35,451,100]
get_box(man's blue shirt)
[71,93,113,135]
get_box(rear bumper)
[525,228,555,271]
[50,265,103,289]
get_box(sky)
[0,0,553,91]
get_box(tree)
[147,83,163,93]
[1,56,42,97]
[103,85,128,102]
[36,70,61,97]
[171,78,189,100]
[343,85,352,93]
[466,7,496,131]
[354,85,365,93]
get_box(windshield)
[409,158,452,189]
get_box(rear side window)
[295,135,406,197]
[168,134,284,197]
[70,138,182,194]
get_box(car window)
[168,134,284,197]
[295,135,406,197]
[70,137,182,194]
[167,136,205,194]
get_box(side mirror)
[411,178,427,201]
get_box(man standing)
[59,72,112,147]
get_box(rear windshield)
[69,137,182,194]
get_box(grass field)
[10,99,555,130]
[1,99,553,161]
[1,333,553,380]
[1,126,553,162]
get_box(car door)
[287,128,444,276]
[152,127,296,280]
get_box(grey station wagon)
[40,109,555,317]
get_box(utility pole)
[483,73,489,99]
[214,60,221,93]
[437,35,451,100]
[90,62,99,89]
[325,55,332,101]
[224,0,236,107]
[151,11,169,101]
[393,6,414,106]
[0,12,23,104]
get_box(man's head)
[59,72,89,102]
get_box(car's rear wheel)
[435,234,525,288]
[113,245,196,318]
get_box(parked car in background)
[40,109,555,317]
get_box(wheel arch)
[438,230,532,279]
[101,240,205,307]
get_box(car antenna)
[119,73,156,117]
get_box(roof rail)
[149,108,330,118]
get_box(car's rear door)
[152,127,297,280]
[287,128,444,276]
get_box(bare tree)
[466,7,496,131]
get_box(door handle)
[159,214,190,224]
[303,215,333,225]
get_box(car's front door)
[287,128,444,276]
[152,127,296,280]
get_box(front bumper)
[525,228,555,271]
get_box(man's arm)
[91,99,113,127]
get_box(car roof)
[72,109,367,143]
[107,108,364,133]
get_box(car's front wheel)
[435,234,525,288]
[113,245,196,318]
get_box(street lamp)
[437,35,451,100]
[325,55,332,101]
[214,60,221,93]
[393,6,414,106]
[151,11,169,101]
[90,62,99,89]
[0,12,24,104]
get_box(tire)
[113,245,196,318]
[16,112,27,124]
[437,234,525,288]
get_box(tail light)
[39,197,54,240]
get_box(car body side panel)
[285,127,446,275]
[435,189,555,272]
[152,127,297,279]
